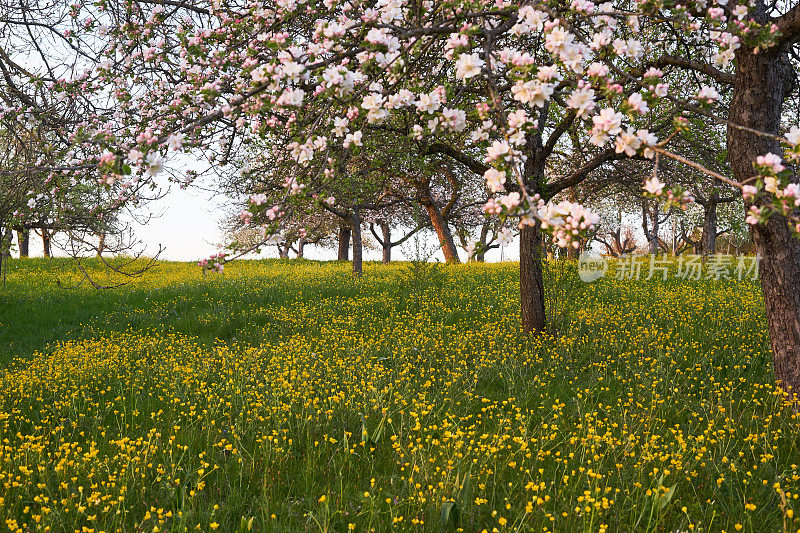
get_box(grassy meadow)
[0,257,798,532]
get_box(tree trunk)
[417,181,460,263]
[423,203,459,263]
[701,201,718,259]
[42,229,51,258]
[728,40,800,396]
[17,229,29,258]
[97,232,106,257]
[519,120,549,333]
[0,227,6,283]
[520,222,546,332]
[642,201,660,256]
[297,238,305,259]
[0,224,13,283]
[350,208,363,277]
[650,204,660,256]
[476,222,491,263]
[278,244,289,259]
[337,222,351,261]
[379,220,391,264]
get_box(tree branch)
[424,142,488,176]
[653,54,735,85]
[546,149,619,199]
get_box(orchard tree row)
[5,0,800,391]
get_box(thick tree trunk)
[642,201,660,255]
[297,238,305,259]
[350,208,363,277]
[520,223,546,332]
[751,217,800,395]
[649,205,660,256]
[701,201,718,259]
[379,221,391,264]
[337,222,351,261]
[42,229,51,258]
[17,229,29,258]
[728,41,800,396]
[417,181,460,263]
[519,119,549,333]
[0,225,10,283]
[0,231,4,283]
[424,204,459,263]
[278,244,289,259]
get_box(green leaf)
[439,501,460,531]
[659,484,676,510]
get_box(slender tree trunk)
[520,222,546,332]
[17,229,29,258]
[42,229,51,258]
[97,232,106,257]
[476,222,491,263]
[379,221,391,264]
[728,41,800,396]
[297,238,305,259]
[337,222,351,261]
[350,208,363,277]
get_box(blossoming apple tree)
[12,0,800,393]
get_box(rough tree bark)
[97,232,106,257]
[17,229,29,258]
[650,205,659,256]
[41,229,51,258]
[641,200,660,256]
[728,32,800,396]
[701,200,718,258]
[694,192,736,259]
[518,105,550,333]
[0,224,11,283]
[520,222,546,332]
[296,238,306,259]
[349,207,363,277]
[337,222,351,261]
[417,181,460,263]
